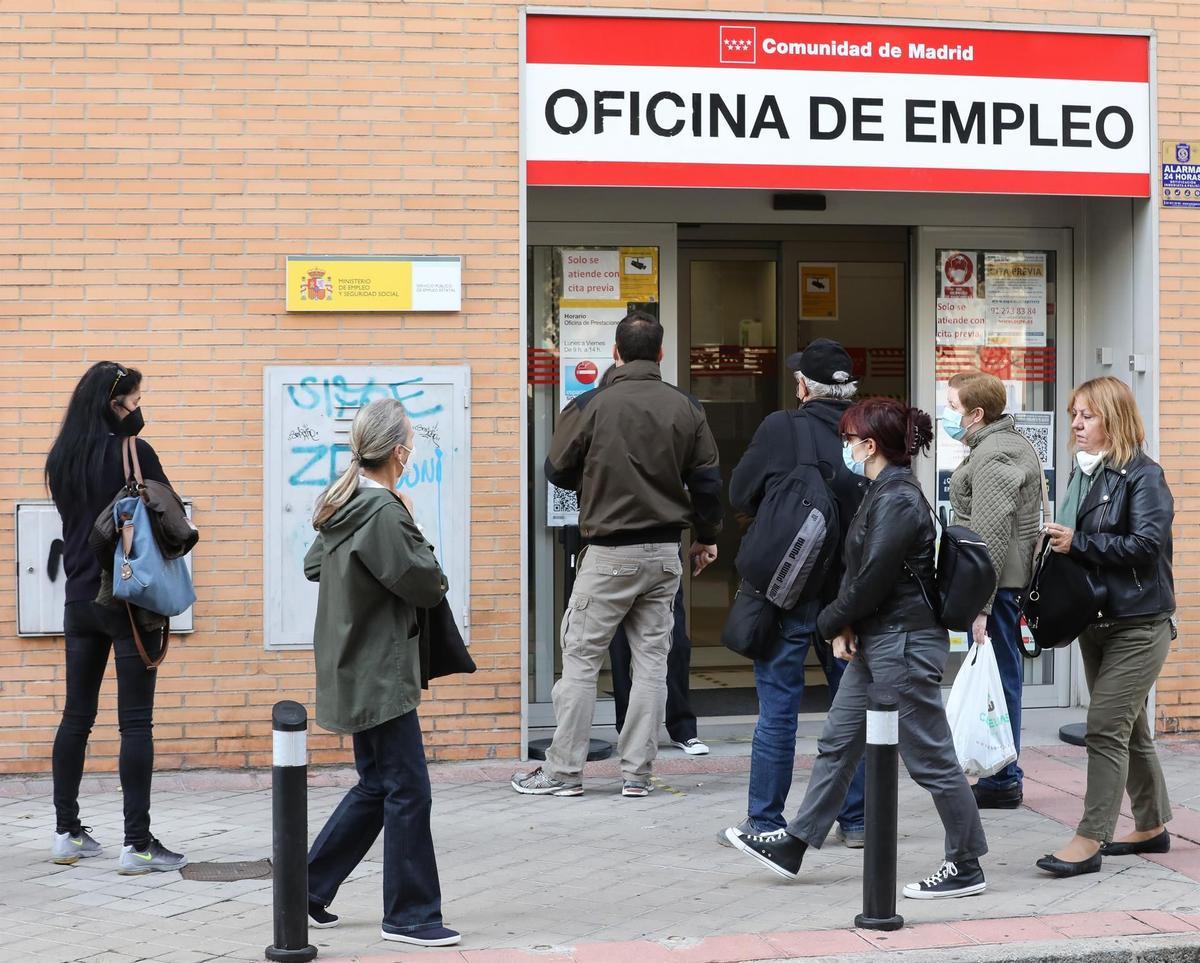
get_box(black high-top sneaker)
[725,826,807,880]
[903,858,987,899]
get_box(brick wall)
[2,0,1196,774]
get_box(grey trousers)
[544,543,682,783]
[1077,617,1173,843]
[787,627,988,863]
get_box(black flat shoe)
[1101,830,1170,856]
[972,782,1023,810]
[1035,852,1103,877]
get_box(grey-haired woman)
[303,398,460,947]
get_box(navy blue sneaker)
[380,924,461,947]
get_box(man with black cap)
[719,338,869,848]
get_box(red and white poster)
[525,16,1151,196]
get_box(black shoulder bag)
[1016,463,1107,658]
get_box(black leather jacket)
[1070,451,1175,621]
[817,464,940,641]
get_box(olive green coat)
[303,486,448,734]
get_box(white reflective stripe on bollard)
[866,710,899,746]
[272,729,307,768]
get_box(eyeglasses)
[108,367,128,400]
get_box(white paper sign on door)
[985,253,1047,347]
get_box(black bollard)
[855,683,903,932]
[265,700,317,963]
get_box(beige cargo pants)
[544,542,683,784]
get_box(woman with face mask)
[941,370,1045,811]
[727,398,989,901]
[1036,377,1175,878]
[303,398,460,947]
[44,362,187,874]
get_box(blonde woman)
[303,399,460,946]
[1037,377,1175,878]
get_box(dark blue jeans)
[308,709,443,934]
[749,604,866,832]
[974,588,1025,791]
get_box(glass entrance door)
[680,250,781,714]
[915,227,1075,708]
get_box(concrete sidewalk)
[1,712,1198,963]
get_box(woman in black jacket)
[44,362,186,875]
[727,397,988,900]
[1037,376,1175,877]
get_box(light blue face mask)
[941,407,967,441]
[842,439,868,477]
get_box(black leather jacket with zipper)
[817,464,940,641]
[1069,451,1175,621]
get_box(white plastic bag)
[944,638,1018,778]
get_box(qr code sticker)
[551,485,578,515]
[1022,422,1051,468]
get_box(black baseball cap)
[785,338,856,385]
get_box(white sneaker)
[51,829,103,865]
[672,738,709,755]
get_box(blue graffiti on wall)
[287,375,444,420]
[285,373,448,550]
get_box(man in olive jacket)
[513,310,722,797]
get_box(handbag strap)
[121,437,145,490]
[125,603,169,670]
[1012,428,1053,526]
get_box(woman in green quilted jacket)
[943,370,1046,810]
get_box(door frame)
[914,226,1076,709]
[525,222,678,729]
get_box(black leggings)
[53,601,160,848]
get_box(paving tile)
[572,940,678,962]
[1128,910,1200,933]
[1039,911,1158,938]
[763,928,876,957]
[664,934,782,962]
[855,922,974,952]
[949,916,1066,944]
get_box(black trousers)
[609,578,698,743]
[53,601,160,848]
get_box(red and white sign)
[524,15,1151,197]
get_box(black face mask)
[115,406,145,437]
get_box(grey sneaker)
[717,817,758,848]
[511,767,583,797]
[51,828,103,865]
[118,839,188,875]
[836,824,866,849]
[621,780,655,798]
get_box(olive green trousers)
[1077,617,1173,843]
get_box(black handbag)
[1016,464,1107,657]
[721,580,778,660]
[417,598,477,688]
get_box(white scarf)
[1076,450,1106,476]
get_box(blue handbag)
[113,493,196,618]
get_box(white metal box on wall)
[262,366,471,650]
[16,501,196,637]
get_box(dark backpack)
[733,414,841,610]
[895,480,997,632]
